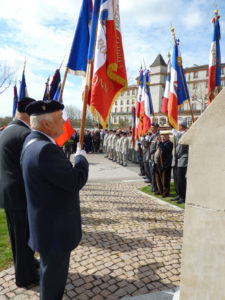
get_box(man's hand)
[74,143,87,159]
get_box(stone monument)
[177,88,225,299]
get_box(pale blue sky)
[0,0,224,116]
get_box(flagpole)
[58,67,69,104]
[79,62,92,147]
[214,1,222,94]
[146,69,156,123]
[171,25,195,124]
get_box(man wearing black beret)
[0,97,39,287]
[20,100,89,300]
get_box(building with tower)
[109,54,225,128]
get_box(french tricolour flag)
[168,40,189,129]
[208,15,221,104]
[135,69,144,138]
[142,70,153,134]
[161,58,171,114]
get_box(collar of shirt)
[14,118,30,129]
[32,130,56,144]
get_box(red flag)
[89,0,127,128]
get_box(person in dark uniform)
[20,100,89,300]
[171,121,189,204]
[154,133,173,197]
[149,123,160,192]
[0,97,39,287]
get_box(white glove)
[74,143,87,159]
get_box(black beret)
[17,97,36,113]
[26,100,64,116]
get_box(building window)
[206,69,209,77]
[194,72,198,79]
[193,83,197,89]
[127,90,130,96]
[192,96,197,101]
[127,99,129,105]
[186,117,192,126]
[120,107,123,112]
[115,107,117,113]
[120,100,123,105]
[126,107,129,113]
[115,101,117,106]
[132,89,135,95]
[114,117,117,123]
[205,81,208,88]
[132,99,135,105]
[222,68,224,75]
[192,103,196,111]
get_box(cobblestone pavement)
[0,155,184,300]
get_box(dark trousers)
[40,251,71,300]
[155,167,171,196]
[149,161,157,191]
[5,209,38,287]
[177,167,187,201]
[139,160,145,176]
[173,165,179,195]
[144,161,151,181]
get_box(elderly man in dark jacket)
[0,97,39,287]
[20,100,89,300]
[154,133,173,197]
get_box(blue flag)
[19,71,28,100]
[67,0,93,75]
[49,69,61,99]
[87,0,100,61]
[12,85,18,117]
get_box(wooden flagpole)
[171,24,195,124]
[79,62,92,148]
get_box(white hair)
[30,113,54,128]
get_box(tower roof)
[150,54,167,67]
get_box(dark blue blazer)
[20,131,89,254]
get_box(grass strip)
[139,182,185,209]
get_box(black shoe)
[144,180,150,183]
[170,195,179,201]
[16,271,40,288]
[177,198,185,204]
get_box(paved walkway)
[0,154,184,300]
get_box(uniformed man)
[121,131,129,166]
[171,120,189,204]
[149,123,160,192]
[115,133,121,163]
[0,97,39,287]
[154,133,173,197]
[20,100,89,300]
[128,131,133,161]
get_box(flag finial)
[23,57,26,72]
[59,55,66,71]
[171,24,176,43]
[168,52,171,59]
[214,0,218,16]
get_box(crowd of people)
[102,122,189,204]
[0,97,188,299]
[136,122,188,204]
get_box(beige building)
[109,54,225,127]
